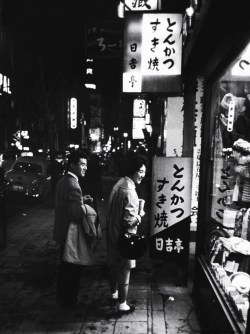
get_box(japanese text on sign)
[143,14,182,75]
[151,157,192,229]
[156,237,184,253]
[150,157,192,256]
[123,13,182,93]
[154,164,185,230]
[125,0,158,11]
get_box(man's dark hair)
[67,150,88,167]
[126,154,148,177]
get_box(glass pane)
[208,42,250,329]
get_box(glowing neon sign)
[70,98,77,129]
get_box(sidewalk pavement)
[0,182,203,334]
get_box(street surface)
[5,193,46,220]
[0,175,202,333]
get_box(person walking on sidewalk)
[106,154,147,314]
[53,150,94,307]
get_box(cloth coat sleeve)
[67,187,86,223]
[122,192,141,229]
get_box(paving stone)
[49,322,83,333]
[80,320,115,334]
[151,291,163,311]
[128,297,148,310]
[16,321,49,333]
[128,288,148,299]
[152,311,166,334]
[164,299,194,320]
[116,309,147,322]
[114,321,147,334]
[165,319,198,334]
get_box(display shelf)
[194,255,246,333]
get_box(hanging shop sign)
[0,73,11,94]
[150,157,192,260]
[85,21,122,58]
[70,98,77,129]
[132,98,146,139]
[132,117,145,139]
[133,98,146,117]
[85,58,96,90]
[123,13,183,93]
[124,0,158,11]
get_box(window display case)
[194,42,250,333]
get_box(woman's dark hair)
[126,154,148,176]
[67,150,88,167]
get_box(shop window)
[207,42,250,328]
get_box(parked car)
[0,151,18,173]
[4,156,51,198]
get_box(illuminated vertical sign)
[0,73,11,94]
[70,98,77,129]
[133,98,146,117]
[150,157,192,259]
[123,13,183,93]
[85,58,96,90]
[133,98,146,139]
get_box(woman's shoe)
[118,302,135,315]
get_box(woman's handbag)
[117,231,147,260]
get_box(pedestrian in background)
[106,154,147,314]
[53,150,94,307]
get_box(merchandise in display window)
[206,42,250,328]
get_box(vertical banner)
[191,77,204,226]
[189,77,204,255]
[123,13,183,93]
[133,98,146,139]
[150,157,192,260]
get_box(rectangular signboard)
[125,0,158,11]
[150,157,192,260]
[123,13,183,93]
[85,21,122,58]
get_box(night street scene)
[1,0,250,333]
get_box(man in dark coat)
[54,150,92,307]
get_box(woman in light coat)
[106,154,147,314]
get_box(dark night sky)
[3,0,122,91]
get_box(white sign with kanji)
[123,13,182,93]
[151,157,192,236]
[125,0,158,11]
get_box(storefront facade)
[190,1,250,332]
